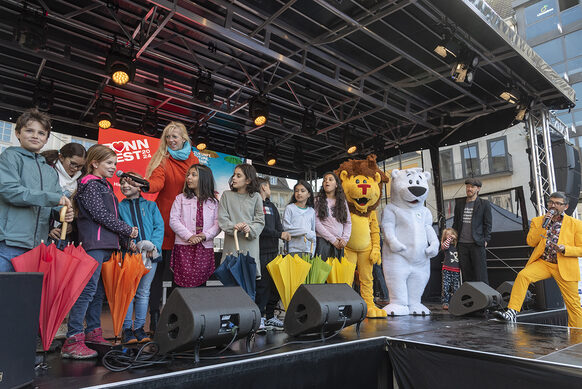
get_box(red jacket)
[148,152,199,250]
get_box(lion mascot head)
[335,154,389,217]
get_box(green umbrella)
[302,254,332,284]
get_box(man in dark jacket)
[452,178,492,284]
[256,178,290,330]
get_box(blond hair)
[84,144,117,176]
[145,121,191,178]
[441,228,458,246]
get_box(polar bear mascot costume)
[381,168,439,316]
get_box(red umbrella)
[12,242,98,351]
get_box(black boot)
[149,310,160,334]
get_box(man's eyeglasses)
[547,200,566,206]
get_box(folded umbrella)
[267,254,312,309]
[326,257,356,286]
[302,254,332,284]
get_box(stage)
[30,304,582,389]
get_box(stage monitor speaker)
[552,139,581,216]
[534,278,564,310]
[284,284,367,337]
[0,272,42,389]
[154,286,260,356]
[449,281,502,316]
[496,281,533,310]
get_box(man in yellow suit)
[494,192,582,327]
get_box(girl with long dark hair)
[283,180,316,255]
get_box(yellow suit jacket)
[526,214,582,281]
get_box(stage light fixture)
[140,106,158,136]
[234,133,248,157]
[301,109,317,136]
[344,127,358,154]
[264,140,277,166]
[193,74,215,104]
[450,50,479,85]
[434,36,460,59]
[32,80,54,112]
[194,123,210,151]
[249,95,269,126]
[14,7,47,51]
[94,98,116,129]
[500,91,519,104]
[105,43,135,86]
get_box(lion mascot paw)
[381,168,439,316]
[335,154,389,318]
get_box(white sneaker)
[258,317,266,332]
[265,317,284,330]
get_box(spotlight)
[434,35,460,59]
[264,140,277,166]
[301,109,317,136]
[94,98,116,129]
[105,43,135,86]
[141,106,158,136]
[500,91,519,104]
[234,133,248,157]
[344,127,358,154]
[193,74,214,104]
[450,50,479,85]
[515,105,527,122]
[14,7,47,51]
[194,123,210,151]
[32,80,54,111]
[249,95,269,126]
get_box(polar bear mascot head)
[390,168,431,209]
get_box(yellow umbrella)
[267,254,311,309]
[326,257,356,286]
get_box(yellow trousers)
[508,259,582,328]
[344,246,373,303]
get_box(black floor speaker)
[284,284,367,337]
[534,278,565,310]
[496,281,534,309]
[0,272,43,389]
[154,286,260,355]
[449,281,502,316]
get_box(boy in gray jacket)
[0,109,73,271]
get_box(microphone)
[542,209,556,229]
[116,171,150,192]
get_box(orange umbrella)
[102,252,149,338]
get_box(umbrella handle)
[59,206,68,241]
[234,229,240,252]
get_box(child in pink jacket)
[169,164,220,287]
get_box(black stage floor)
[30,304,582,389]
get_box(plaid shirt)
[541,213,564,264]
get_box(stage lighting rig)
[14,7,47,51]
[94,97,116,129]
[264,139,277,166]
[344,126,358,154]
[301,109,317,136]
[194,123,210,151]
[140,106,158,136]
[193,73,214,104]
[249,95,269,126]
[234,133,248,157]
[32,80,54,111]
[106,42,135,86]
[434,30,460,59]
[450,49,479,85]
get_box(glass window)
[559,0,580,12]
[525,1,558,25]
[526,15,560,40]
[439,149,454,181]
[0,121,13,143]
[70,138,96,151]
[488,138,509,173]
[533,38,564,64]
[567,56,582,75]
[572,82,582,97]
[557,111,574,125]
[565,29,582,59]
[269,176,277,186]
[552,62,567,75]
[574,110,582,126]
[561,4,582,26]
[462,144,480,177]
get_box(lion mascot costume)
[335,154,389,318]
[381,168,439,316]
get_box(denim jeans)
[67,249,113,338]
[0,241,28,272]
[123,262,157,330]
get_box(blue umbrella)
[213,231,257,300]
[214,254,238,286]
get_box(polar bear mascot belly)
[381,168,439,316]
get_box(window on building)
[461,144,480,177]
[70,137,96,151]
[567,56,582,75]
[269,176,278,186]
[561,3,582,26]
[526,15,560,40]
[559,0,580,12]
[525,0,558,25]
[439,149,454,181]
[444,199,455,219]
[533,38,565,65]
[0,121,13,143]
[565,29,582,59]
[488,137,510,173]
[482,191,514,214]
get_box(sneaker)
[85,328,111,345]
[265,317,284,331]
[442,303,449,310]
[122,328,137,344]
[133,327,151,343]
[61,333,97,359]
[494,308,517,323]
[256,317,267,333]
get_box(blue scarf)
[167,141,191,161]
